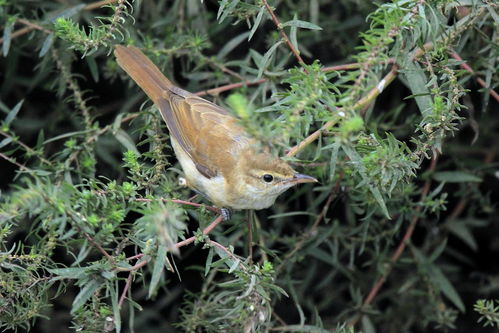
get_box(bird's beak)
[290,173,318,184]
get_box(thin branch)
[135,197,220,214]
[118,272,133,308]
[82,231,116,265]
[261,0,305,65]
[0,153,32,172]
[116,214,225,272]
[450,51,499,103]
[195,78,267,97]
[175,215,225,249]
[209,240,245,269]
[194,62,362,97]
[0,131,52,166]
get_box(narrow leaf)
[400,61,432,116]
[5,100,23,125]
[249,7,265,41]
[114,129,139,154]
[71,279,100,313]
[39,33,54,58]
[217,31,250,59]
[257,41,283,79]
[3,19,14,57]
[0,137,12,149]
[149,244,167,298]
[430,265,465,312]
[205,247,214,276]
[110,281,122,333]
[86,56,99,82]
[281,19,323,30]
[433,171,482,183]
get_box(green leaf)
[110,281,122,333]
[228,258,240,273]
[249,6,265,41]
[0,137,12,149]
[71,279,100,314]
[86,56,99,82]
[362,315,376,333]
[217,0,239,23]
[281,19,323,30]
[342,144,390,218]
[38,33,54,58]
[48,266,89,280]
[5,100,23,126]
[289,14,299,52]
[430,264,465,312]
[43,129,94,144]
[400,61,432,116]
[429,238,447,262]
[433,171,482,183]
[114,129,139,154]
[205,247,214,276]
[257,40,283,79]
[447,221,478,251]
[217,31,250,59]
[149,244,167,298]
[2,19,15,57]
[47,4,86,22]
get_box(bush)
[0,0,498,332]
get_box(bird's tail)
[114,45,174,104]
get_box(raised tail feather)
[114,45,174,104]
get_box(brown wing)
[115,45,249,178]
[158,93,249,178]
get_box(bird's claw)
[220,208,232,221]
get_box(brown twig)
[194,62,362,97]
[118,272,133,308]
[175,215,225,248]
[82,231,116,265]
[209,240,245,269]
[195,78,267,97]
[135,197,220,214]
[0,153,32,172]
[261,0,305,65]
[0,131,52,166]
[349,155,438,327]
[450,51,499,103]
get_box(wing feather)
[115,45,250,179]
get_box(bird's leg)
[247,210,253,264]
[220,208,232,221]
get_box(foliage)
[0,0,498,332]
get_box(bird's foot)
[220,208,232,221]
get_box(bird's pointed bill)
[290,173,318,184]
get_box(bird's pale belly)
[171,138,277,210]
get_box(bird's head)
[234,150,317,209]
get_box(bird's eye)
[262,174,274,183]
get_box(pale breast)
[171,138,229,207]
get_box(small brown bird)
[115,45,316,216]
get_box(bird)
[114,45,317,218]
